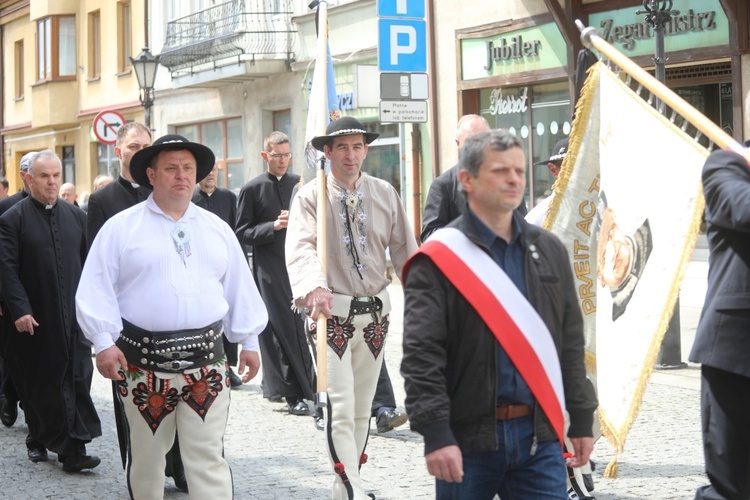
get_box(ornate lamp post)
[130,47,160,130]
[636,1,680,112]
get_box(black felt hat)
[130,134,216,189]
[311,116,379,152]
[534,138,569,166]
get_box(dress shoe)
[1,398,18,427]
[168,463,189,492]
[61,454,101,472]
[288,400,310,416]
[227,368,243,388]
[376,409,408,433]
[27,448,48,463]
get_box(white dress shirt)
[76,195,267,355]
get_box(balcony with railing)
[159,0,296,83]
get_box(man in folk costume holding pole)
[286,115,417,499]
[401,129,597,499]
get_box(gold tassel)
[603,454,619,478]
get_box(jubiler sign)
[484,36,542,68]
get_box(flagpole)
[575,20,749,160]
[314,0,330,412]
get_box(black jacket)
[86,176,150,247]
[689,149,750,377]
[402,209,597,454]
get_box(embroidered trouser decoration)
[182,366,224,420]
[362,313,389,359]
[118,367,180,434]
[328,314,355,359]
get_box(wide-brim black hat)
[311,116,379,152]
[130,134,216,189]
[534,137,569,166]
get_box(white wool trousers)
[324,311,389,500]
[117,362,232,500]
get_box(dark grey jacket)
[402,209,597,454]
[689,149,750,377]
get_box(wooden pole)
[575,20,749,160]
[314,1,330,398]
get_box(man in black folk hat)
[76,134,268,499]
[525,137,569,227]
[286,116,418,499]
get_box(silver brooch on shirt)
[171,223,192,266]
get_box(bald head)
[59,183,77,204]
[455,114,490,148]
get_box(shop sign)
[488,87,528,116]
[461,23,566,81]
[588,0,728,55]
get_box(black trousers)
[695,365,750,500]
[370,362,397,416]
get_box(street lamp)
[130,47,160,130]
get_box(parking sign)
[377,19,427,72]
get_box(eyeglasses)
[267,152,292,159]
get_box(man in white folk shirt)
[76,134,268,499]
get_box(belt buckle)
[156,351,195,360]
[156,360,194,371]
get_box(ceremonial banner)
[546,61,707,476]
[302,41,340,184]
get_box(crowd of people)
[0,114,743,500]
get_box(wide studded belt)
[116,319,224,373]
[349,296,383,316]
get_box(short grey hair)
[458,129,523,177]
[27,149,61,176]
[455,114,490,142]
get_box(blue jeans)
[436,417,567,500]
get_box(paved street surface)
[1,252,710,499]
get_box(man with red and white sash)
[401,129,597,499]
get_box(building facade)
[0,0,148,195]
[431,0,749,209]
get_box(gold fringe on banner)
[603,453,619,479]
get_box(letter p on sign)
[378,19,427,72]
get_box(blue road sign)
[378,19,427,72]
[377,0,425,19]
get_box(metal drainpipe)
[426,0,439,179]
[411,124,422,243]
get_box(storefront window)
[97,143,118,178]
[361,121,400,193]
[479,81,570,208]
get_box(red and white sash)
[404,228,565,444]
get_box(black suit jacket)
[0,190,28,217]
[689,149,750,378]
[86,176,150,247]
[420,164,528,242]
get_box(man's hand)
[566,436,594,468]
[15,314,39,335]
[237,350,260,383]
[305,287,333,320]
[425,445,463,483]
[96,346,128,380]
[273,210,289,231]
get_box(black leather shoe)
[227,368,243,388]
[376,409,408,433]
[1,399,18,427]
[169,463,189,492]
[288,400,310,416]
[27,448,48,463]
[314,415,325,431]
[62,454,100,472]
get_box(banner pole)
[575,20,748,159]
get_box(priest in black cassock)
[0,150,101,471]
[236,131,314,414]
[192,164,243,388]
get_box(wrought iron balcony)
[159,0,296,77]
